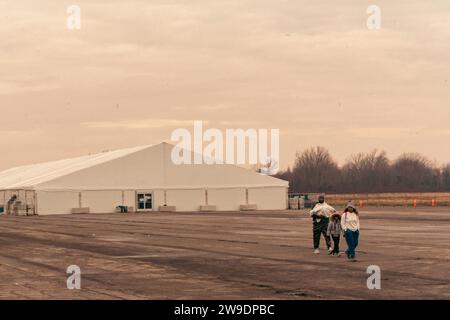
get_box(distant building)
[0,143,288,215]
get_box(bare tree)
[442,164,450,191]
[291,146,340,193]
[390,153,435,192]
[277,148,449,194]
[274,166,292,182]
[341,150,390,193]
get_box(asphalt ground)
[0,207,448,299]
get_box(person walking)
[310,194,335,254]
[341,202,361,262]
[327,212,342,256]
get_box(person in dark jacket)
[310,194,335,254]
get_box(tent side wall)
[207,188,246,211]
[35,186,288,215]
[36,190,161,215]
[248,187,288,210]
[165,189,206,211]
[164,186,288,211]
[36,189,170,215]
[36,190,80,215]
[81,190,123,213]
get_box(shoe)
[337,253,342,257]
[328,250,334,255]
[314,249,320,254]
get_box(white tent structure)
[0,143,288,215]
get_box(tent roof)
[0,143,288,190]
[0,145,150,189]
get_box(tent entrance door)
[136,192,153,211]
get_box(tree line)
[275,147,450,193]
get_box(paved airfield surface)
[0,207,449,299]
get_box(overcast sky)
[0,0,449,171]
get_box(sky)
[0,0,449,171]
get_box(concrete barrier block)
[159,205,176,212]
[71,207,90,214]
[200,205,217,211]
[240,204,258,211]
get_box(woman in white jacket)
[341,202,360,262]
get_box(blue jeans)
[344,230,359,258]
